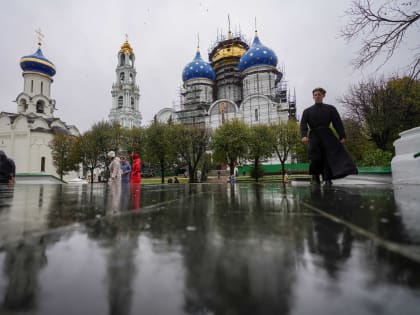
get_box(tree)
[76,131,104,183]
[342,0,420,78]
[172,124,210,183]
[271,121,300,181]
[248,125,274,182]
[340,76,420,151]
[89,121,119,180]
[107,121,125,154]
[342,118,375,163]
[211,120,250,176]
[123,127,145,158]
[145,121,176,184]
[49,134,80,180]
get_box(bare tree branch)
[342,0,420,78]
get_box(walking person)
[300,87,358,185]
[0,151,15,185]
[120,156,131,184]
[130,153,141,184]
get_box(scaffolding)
[175,30,297,126]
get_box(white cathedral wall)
[0,122,78,180]
[23,73,52,98]
[242,68,276,100]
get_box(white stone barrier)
[391,126,420,185]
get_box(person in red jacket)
[130,153,141,184]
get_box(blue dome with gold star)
[238,33,278,72]
[182,50,215,82]
[20,48,56,78]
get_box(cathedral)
[108,39,142,128]
[156,28,296,128]
[0,40,80,181]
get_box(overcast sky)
[0,0,417,132]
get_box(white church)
[156,28,296,129]
[0,40,80,181]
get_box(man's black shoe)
[311,175,321,185]
[324,179,333,186]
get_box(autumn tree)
[172,124,210,183]
[123,127,145,158]
[342,0,419,77]
[145,120,176,183]
[248,125,274,182]
[271,121,301,180]
[340,76,420,151]
[341,118,375,163]
[49,133,80,180]
[211,120,250,176]
[76,131,104,183]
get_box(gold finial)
[35,28,44,47]
[120,35,134,55]
[227,14,232,39]
[254,17,258,36]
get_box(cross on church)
[125,33,129,42]
[35,28,44,47]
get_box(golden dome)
[211,45,247,63]
[120,40,134,55]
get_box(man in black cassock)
[300,88,358,185]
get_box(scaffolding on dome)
[173,29,296,127]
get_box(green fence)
[238,164,391,176]
[238,164,309,176]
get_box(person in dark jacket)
[0,151,15,184]
[120,156,131,184]
[300,87,358,185]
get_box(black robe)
[300,103,358,179]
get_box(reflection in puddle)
[0,183,419,314]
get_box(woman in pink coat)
[130,153,141,183]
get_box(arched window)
[120,54,125,66]
[255,109,259,121]
[118,96,123,108]
[31,80,34,93]
[20,99,27,112]
[131,97,134,109]
[130,55,134,66]
[41,81,44,94]
[41,157,46,172]
[36,100,44,113]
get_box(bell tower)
[109,36,142,128]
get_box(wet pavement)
[0,179,419,315]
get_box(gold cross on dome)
[125,33,129,42]
[35,28,44,47]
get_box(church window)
[129,73,133,83]
[118,96,123,108]
[41,82,44,94]
[120,54,125,66]
[120,72,125,82]
[31,80,34,93]
[129,55,134,66]
[255,109,259,121]
[20,99,27,112]
[36,100,44,113]
[131,97,134,109]
[41,157,46,172]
